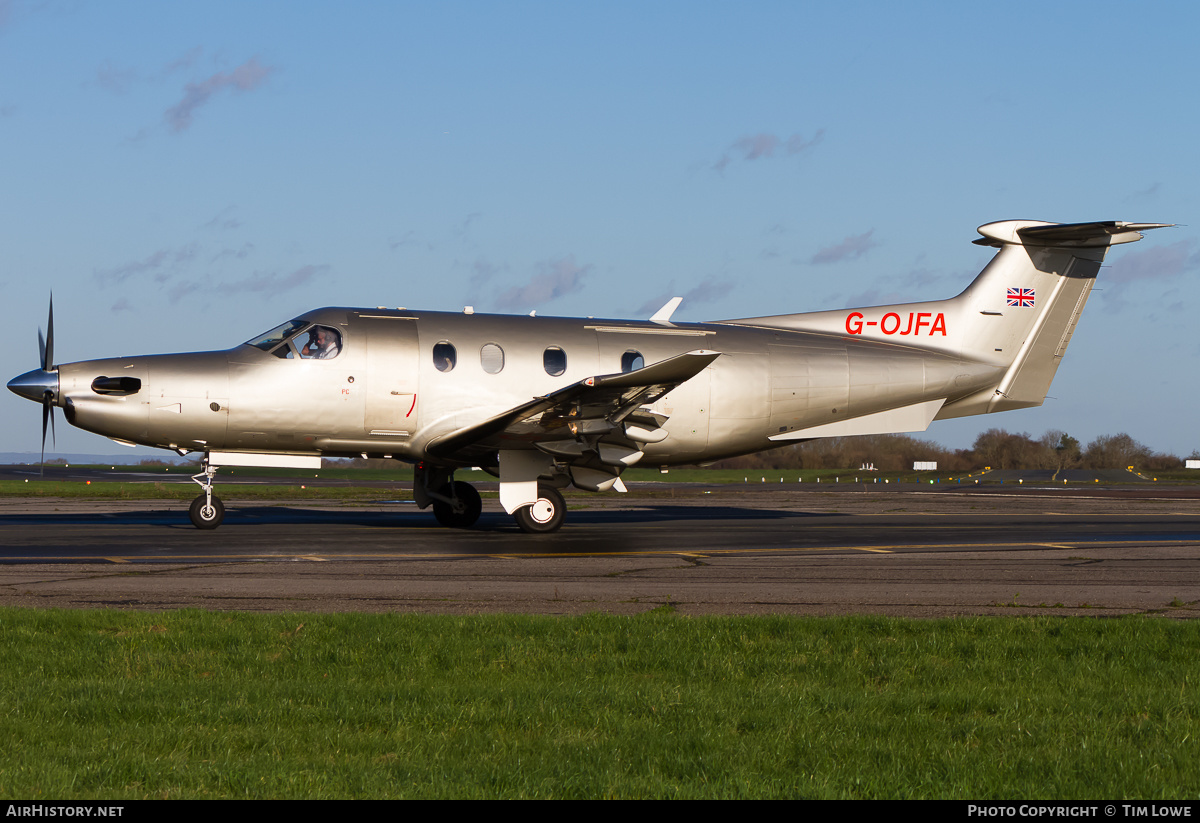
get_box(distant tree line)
[709,429,1195,473]
[115,431,1195,474]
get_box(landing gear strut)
[189,459,224,530]
[415,464,482,529]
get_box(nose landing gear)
[189,460,225,530]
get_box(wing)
[424,349,721,468]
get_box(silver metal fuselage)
[54,307,1000,466]
[8,220,1168,531]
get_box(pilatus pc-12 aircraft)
[8,220,1168,532]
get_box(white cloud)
[811,229,878,265]
[713,129,824,172]
[165,57,274,133]
[1108,238,1199,286]
[637,276,735,317]
[95,244,198,285]
[495,256,592,310]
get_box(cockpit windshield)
[246,319,310,352]
[245,318,343,360]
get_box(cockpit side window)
[300,326,342,360]
[246,319,309,352]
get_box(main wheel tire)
[189,494,225,530]
[513,484,565,533]
[432,481,482,528]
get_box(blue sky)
[2,0,1197,458]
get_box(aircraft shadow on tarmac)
[0,505,842,560]
[0,503,829,531]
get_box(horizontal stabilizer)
[974,220,1173,248]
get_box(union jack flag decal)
[1007,287,1035,307]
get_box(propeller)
[38,295,56,475]
[5,295,59,477]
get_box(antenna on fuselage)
[650,296,682,326]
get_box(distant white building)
[913,461,938,471]
[1187,459,1200,470]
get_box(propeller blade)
[39,393,57,477]
[38,328,46,372]
[44,294,54,372]
[40,397,49,476]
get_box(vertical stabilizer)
[722,220,1171,419]
[942,221,1169,417]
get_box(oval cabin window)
[480,343,505,374]
[543,346,567,376]
[621,350,645,372]
[433,342,457,372]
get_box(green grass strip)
[0,480,402,501]
[0,609,1196,799]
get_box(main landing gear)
[416,464,483,529]
[189,460,224,530]
[512,483,565,534]
[415,464,567,533]
[432,480,483,528]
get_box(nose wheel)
[189,458,225,530]
[189,494,225,529]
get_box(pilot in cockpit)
[301,326,341,359]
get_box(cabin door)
[359,316,420,438]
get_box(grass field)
[0,609,1196,799]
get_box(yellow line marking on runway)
[478,547,876,559]
[851,510,1200,517]
[350,526,444,533]
[5,538,1199,565]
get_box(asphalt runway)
[1,482,1199,617]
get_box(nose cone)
[7,368,59,403]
